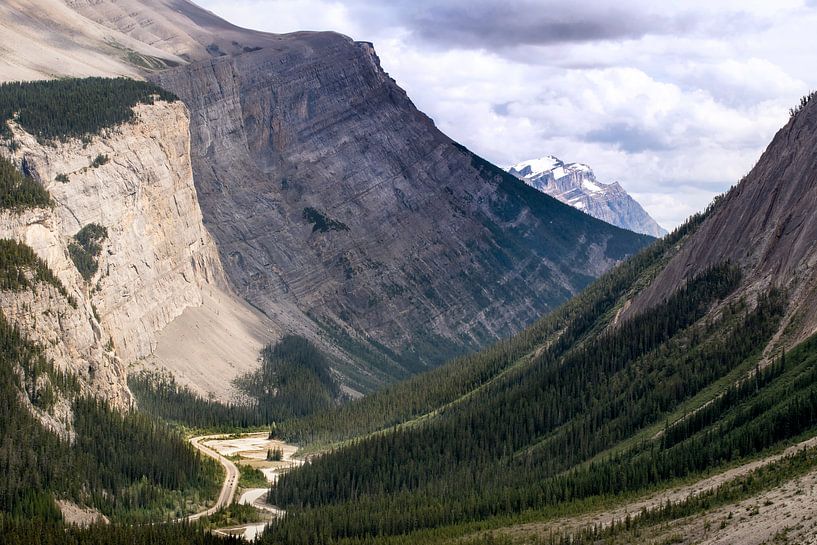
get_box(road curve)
[187,435,240,521]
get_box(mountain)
[15,0,657,389]
[260,94,817,545]
[148,38,654,391]
[0,1,653,396]
[509,155,667,237]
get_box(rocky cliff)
[151,34,653,388]
[1,100,274,404]
[625,94,817,352]
[509,156,667,237]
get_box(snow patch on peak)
[510,155,562,177]
[582,180,602,193]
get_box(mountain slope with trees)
[256,95,817,545]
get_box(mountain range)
[509,155,667,237]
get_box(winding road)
[187,435,240,521]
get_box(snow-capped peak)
[506,154,668,237]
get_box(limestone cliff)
[1,100,273,404]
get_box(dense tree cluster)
[68,223,108,281]
[0,77,177,141]
[235,334,342,420]
[302,207,349,233]
[260,275,798,544]
[0,238,73,305]
[0,156,50,209]
[0,241,221,523]
[128,371,267,431]
[131,335,342,429]
[0,517,243,545]
[251,196,808,545]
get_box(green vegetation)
[68,223,107,281]
[0,517,243,545]
[0,305,221,522]
[0,155,50,209]
[0,239,74,306]
[267,448,283,461]
[259,277,799,544]
[235,335,343,420]
[789,90,816,118]
[0,77,177,141]
[129,371,268,430]
[239,465,270,489]
[302,206,349,233]
[277,209,710,445]
[199,503,264,529]
[131,335,341,430]
[232,193,817,544]
[55,173,69,183]
[91,153,109,168]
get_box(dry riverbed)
[201,432,302,540]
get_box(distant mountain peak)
[508,155,667,237]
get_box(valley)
[0,2,815,545]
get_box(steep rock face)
[0,207,129,411]
[626,97,817,348]
[8,101,224,362]
[2,100,273,402]
[152,34,653,386]
[509,156,666,237]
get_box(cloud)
[585,123,671,153]
[398,1,692,50]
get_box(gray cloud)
[492,102,512,116]
[335,0,765,53]
[585,123,671,153]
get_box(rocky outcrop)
[0,207,129,411]
[1,100,273,403]
[7,101,224,362]
[509,156,667,237]
[152,34,653,388]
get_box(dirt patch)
[142,287,278,403]
[57,500,108,527]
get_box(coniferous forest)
[0,78,177,141]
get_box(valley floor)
[195,433,301,540]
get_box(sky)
[197,0,817,230]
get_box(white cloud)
[196,0,817,229]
